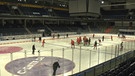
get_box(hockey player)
[79,36,82,43]
[118,33,120,38]
[83,36,86,46]
[93,41,97,50]
[120,42,123,51]
[88,37,91,45]
[98,39,101,45]
[42,39,45,47]
[52,60,60,76]
[52,34,55,39]
[66,34,68,38]
[122,34,126,38]
[57,34,60,39]
[102,36,104,41]
[111,35,113,41]
[71,39,75,48]
[77,37,80,45]
[39,37,42,42]
[93,34,95,38]
[84,37,88,46]
[32,44,36,55]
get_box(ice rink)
[0,33,135,76]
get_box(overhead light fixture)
[35,1,38,3]
[18,0,22,2]
[24,0,26,2]
[101,0,104,4]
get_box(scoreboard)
[69,0,100,17]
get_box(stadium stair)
[105,26,113,33]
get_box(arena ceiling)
[2,0,135,15]
[38,0,135,9]
[5,0,135,8]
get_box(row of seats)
[47,24,89,33]
[2,0,68,8]
[0,21,119,36]
[0,23,90,36]
[102,15,135,20]
[98,57,135,76]
[0,5,69,17]
[0,5,10,15]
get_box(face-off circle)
[5,56,75,76]
[0,46,23,54]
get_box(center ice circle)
[5,56,75,76]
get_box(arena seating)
[0,4,69,17]
[0,20,102,36]
[53,9,69,17]
[101,9,130,19]
[0,5,11,15]
[88,24,101,33]
[102,15,127,19]
[0,21,90,36]
[27,23,46,33]
[98,57,135,76]
[46,24,88,33]
[0,23,28,36]
[19,6,49,16]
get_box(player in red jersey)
[79,36,82,43]
[71,39,75,48]
[42,39,45,47]
[77,37,80,45]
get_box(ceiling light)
[101,0,104,4]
